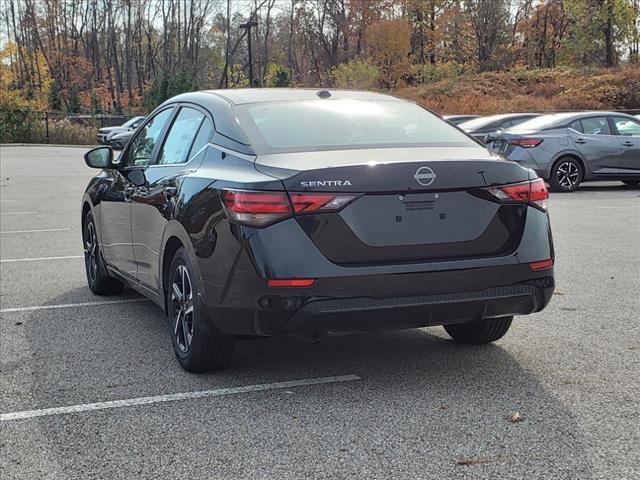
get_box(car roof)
[200,88,404,105]
[480,112,540,120]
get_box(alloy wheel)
[84,221,98,285]
[556,161,580,189]
[171,264,194,353]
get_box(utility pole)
[239,21,259,87]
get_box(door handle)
[623,140,634,147]
[574,138,587,144]
[163,186,178,198]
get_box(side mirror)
[84,146,114,169]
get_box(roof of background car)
[202,88,403,105]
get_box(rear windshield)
[457,116,503,130]
[233,100,477,154]
[508,113,575,132]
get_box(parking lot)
[0,145,638,479]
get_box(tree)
[366,19,412,87]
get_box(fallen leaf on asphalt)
[509,411,524,423]
[456,457,492,466]
[553,291,564,295]
[14,322,23,326]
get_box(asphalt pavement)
[1,146,639,479]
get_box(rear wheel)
[167,247,235,372]
[444,316,513,345]
[622,180,639,187]
[83,211,124,295]
[548,157,583,192]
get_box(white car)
[96,116,145,144]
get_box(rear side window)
[568,120,583,133]
[581,117,611,135]
[157,107,206,165]
[234,99,477,154]
[188,117,214,159]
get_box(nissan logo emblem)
[413,166,436,186]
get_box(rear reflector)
[268,278,317,288]
[509,138,543,148]
[529,259,554,271]
[485,178,549,210]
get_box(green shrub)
[332,59,380,89]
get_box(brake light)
[268,278,316,288]
[289,192,358,214]
[221,190,359,227]
[221,190,292,227]
[484,178,549,210]
[509,138,543,148]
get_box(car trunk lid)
[254,147,532,264]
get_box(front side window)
[125,109,173,167]
[613,117,640,137]
[234,99,477,154]
[581,117,611,136]
[157,108,207,165]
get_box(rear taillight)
[509,138,543,148]
[484,178,549,211]
[289,192,359,214]
[221,190,292,227]
[221,190,358,227]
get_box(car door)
[568,116,622,175]
[611,116,640,175]
[130,105,214,291]
[100,107,174,279]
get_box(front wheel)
[167,247,235,372]
[443,316,513,345]
[548,157,583,192]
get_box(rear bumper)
[200,269,554,337]
[284,279,553,336]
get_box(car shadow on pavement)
[8,290,594,479]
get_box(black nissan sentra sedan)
[81,89,555,372]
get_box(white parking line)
[0,211,39,215]
[0,298,149,313]
[0,255,83,263]
[0,374,361,421]
[1,228,71,234]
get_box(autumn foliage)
[0,0,639,117]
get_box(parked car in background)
[108,130,135,150]
[487,112,640,191]
[443,115,481,125]
[97,116,146,144]
[459,113,541,142]
[80,88,554,372]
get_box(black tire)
[548,157,583,192]
[443,316,513,345]
[622,180,639,187]
[167,247,235,372]
[83,211,125,295]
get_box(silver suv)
[489,112,640,191]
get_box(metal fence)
[0,110,130,145]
